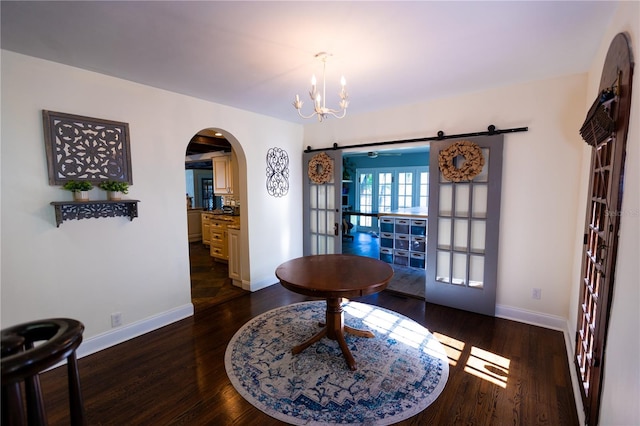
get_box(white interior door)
[303,150,342,255]
[426,135,503,316]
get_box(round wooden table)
[275,254,394,370]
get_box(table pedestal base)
[291,298,374,370]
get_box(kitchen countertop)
[377,207,428,218]
[202,211,236,219]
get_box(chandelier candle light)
[293,52,349,122]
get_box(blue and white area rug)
[225,301,449,425]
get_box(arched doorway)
[185,128,249,310]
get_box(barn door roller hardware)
[304,124,528,153]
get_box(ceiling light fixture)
[293,52,349,122]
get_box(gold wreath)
[308,152,333,184]
[438,141,485,182]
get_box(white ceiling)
[1,1,617,123]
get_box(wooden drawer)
[210,231,225,244]
[210,245,225,258]
[210,221,226,230]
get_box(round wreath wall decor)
[438,141,485,182]
[308,152,333,184]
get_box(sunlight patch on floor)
[434,331,510,388]
[343,303,510,387]
[344,303,430,350]
[433,332,464,366]
[464,346,510,388]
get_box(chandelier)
[293,52,349,122]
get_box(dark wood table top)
[275,254,394,299]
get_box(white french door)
[303,150,342,255]
[426,135,503,316]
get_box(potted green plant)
[99,181,129,200]
[62,180,93,201]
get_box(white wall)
[0,51,304,348]
[304,72,587,322]
[571,2,639,424]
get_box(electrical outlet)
[532,288,542,300]
[111,312,122,328]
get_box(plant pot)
[73,191,89,201]
[107,191,122,201]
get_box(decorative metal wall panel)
[43,110,133,185]
[266,147,289,197]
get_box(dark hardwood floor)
[38,283,578,425]
[189,241,248,311]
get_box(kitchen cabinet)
[201,212,214,245]
[208,215,240,261]
[213,155,233,194]
[228,227,242,286]
[209,220,227,259]
[187,208,203,242]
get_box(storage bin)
[380,217,394,233]
[411,219,427,236]
[380,247,393,264]
[394,249,409,266]
[410,252,426,269]
[411,236,426,253]
[380,232,394,248]
[395,234,410,250]
[394,218,410,234]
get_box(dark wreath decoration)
[307,152,333,184]
[438,141,485,182]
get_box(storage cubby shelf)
[50,200,140,227]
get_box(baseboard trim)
[248,276,277,292]
[495,303,566,331]
[77,303,194,360]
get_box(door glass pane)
[455,184,470,216]
[318,185,326,209]
[378,172,392,213]
[318,210,326,234]
[419,172,429,208]
[310,210,317,233]
[470,220,486,253]
[454,219,469,251]
[469,255,484,288]
[438,218,452,249]
[318,235,326,254]
[474,149,490,182]
[436,251,450,283]
[360,173,374,226]
[327,236,335,253]
[439,184,453,216]
[398,172,413,208]
[310,185,317,209]
[472,184,488,218]
[311,234,317,255]
[326,212,334,237]
[326,185,335,210]
[452,253,467,285]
